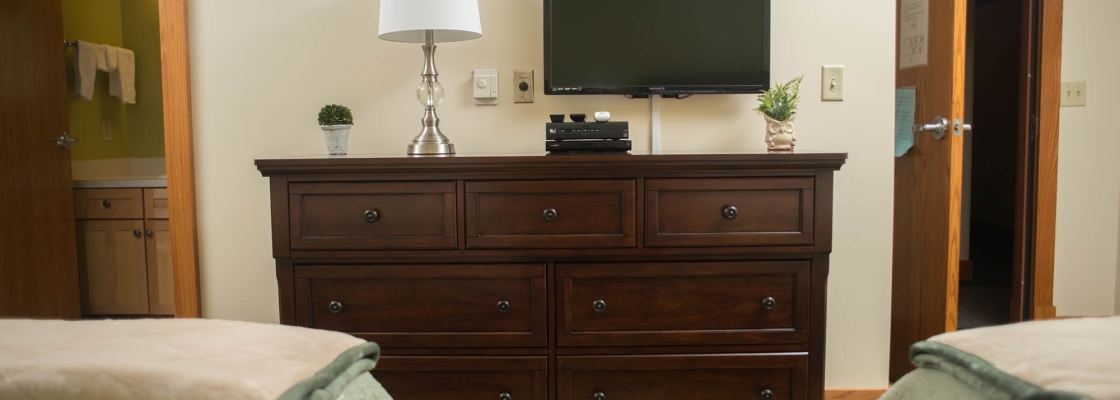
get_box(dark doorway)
[959,0,1033,329]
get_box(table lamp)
[379,0,482,156]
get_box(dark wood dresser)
[256,152,846,400]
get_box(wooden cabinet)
[74,187,174,316]
[258,152,845,400]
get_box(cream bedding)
[0,318,389,400]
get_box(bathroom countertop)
[72,176,167,189]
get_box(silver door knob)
[56,132,79,149]
[913,116,950,140]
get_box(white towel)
[108,47,135,104]
[73,41,105,101]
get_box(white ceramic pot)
[320,125,351,156]
[764,115,796,152]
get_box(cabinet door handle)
[497,300,511,313]
[133,230,142,237]
[592,300,606,312]
[102,200,112,208]
[762,297,776,310]
[761,389,774,400]
[543,208,558,221]
[722,205,738,220]
[363,209,380,223]
[328,301,343,314]
[593,392,606,400]
[499,393,512,400]
[145,229,154,238]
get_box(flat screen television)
[544,0,770,96]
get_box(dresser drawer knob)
[762,297,776,310]
[761,389,774,399]
[102,199,112,208]
[592,300,606,312]
[593,392,606,400]
[499,393,512,400]
[363,209,380,223]
[328,301,343,314]
[543,208,558,221]
[722,205,738,220]
[497,300,511,313]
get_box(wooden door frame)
[157,0,201,318]
[1030,0,1061,320]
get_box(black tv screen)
[544,0,770,96]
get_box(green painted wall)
[63,0,129,161]
[121,0,165,158]
[63,0,164,161]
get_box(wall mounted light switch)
[514,70,534,103]
[473,69,498,106]
[821,65,844,101]
[1061,81,1086,107]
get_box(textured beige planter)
[320,125,351,156]
[764,115,795,152]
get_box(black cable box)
[546,121,629,140]
[546,139,631,153]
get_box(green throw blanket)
[908,341,1089,400]
[278,342,391,400]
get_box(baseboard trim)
[825,388,888,400]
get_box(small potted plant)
[753,76,803,152]
[318,104,353,156]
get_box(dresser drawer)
[557,261,810,347]
[645,178,815,247]
[144,188,169,219]
[288,181,456,250]
[74,189,144,219]
[299,264,546,347]
[465,180,636,249]
[374,356,547,400]
[558,353,808,400]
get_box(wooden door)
[890,0,969,381]
[0,0,81,318]
[78,220,150,315]
[145,219,175,315]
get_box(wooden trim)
[825,389,889,400]
[1032,0,1062,320]
[158,0,201,318]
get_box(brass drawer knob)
[497,300,511,313]
[543,208,558,221]
[593,392,606,400]
[762,297,776,310]
[761,389,774,400]
[364,209,380,223]
[102,199,112,208]
[592,300,606,312]
[499,393,512,400]
[328,301,343,314]
[722,205,738,220]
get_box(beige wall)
[190,0,895,388]
[1054,0,1120,316]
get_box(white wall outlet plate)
[821,65,844,101]
[514,69,534,103]
[473,69,498,106]
[1061,81,1087,107]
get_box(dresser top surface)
[256,151,847,176]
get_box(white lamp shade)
[378,0,482,43]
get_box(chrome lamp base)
[406,30,456,156]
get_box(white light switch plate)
[821,65,844,101]
[513,69,534,103]
[473,69,498,106]
[1061,81,1087,107]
